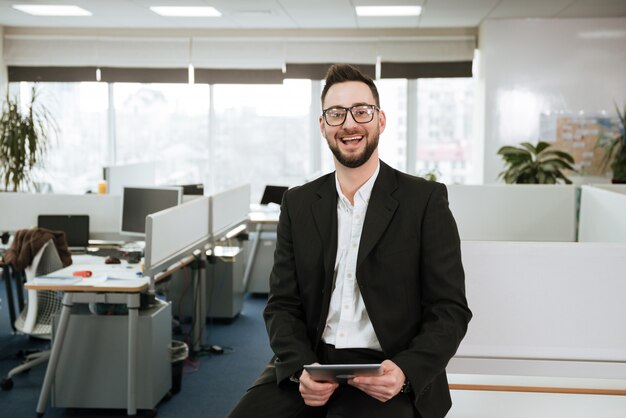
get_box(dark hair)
[321,64,380,108]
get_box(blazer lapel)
[311,174,338,287]
[357,162,398,268]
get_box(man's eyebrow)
[325,102,371,109]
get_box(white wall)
[0,26,6,96]
[478,18,626,184]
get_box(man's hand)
[299,367,339,406]
[348,359,406,402]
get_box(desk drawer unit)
[51,301,172,410]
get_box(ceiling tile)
[558,0,626,18]
[489,0,575,19]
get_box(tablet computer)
[304,364,382,382]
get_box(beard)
[325,128,380,169]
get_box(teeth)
[341,136,363,143]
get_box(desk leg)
[192,265,206,353]
[242,223,262,292]
[127,295,140,416]
[36,292,74,417]
[15,270,25,312]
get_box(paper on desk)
[32,277,82,285]
[36,264,143,282]
[91,277,150,288]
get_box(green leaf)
[0,85,56,191]
[497,140,576,185]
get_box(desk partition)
[209,184,250,241]
[447,185,577,242]
[587,184,626,196]
[451,240,626,380]
[578,185,626,242]
[103,162,157,196]
[0,193,121,235]
[144,196,210,279]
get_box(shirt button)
[343,304,349,310]
[347,273,352,278]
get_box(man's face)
[320,81,386,169]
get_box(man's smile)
[339,135,364,146]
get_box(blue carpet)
[0,279,272,418]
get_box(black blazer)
[259,161,472,418]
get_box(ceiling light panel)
[149,6,222,17]
[12,4,92,16]
[355,6,422,17]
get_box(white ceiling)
[0,0,624,30]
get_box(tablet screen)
[303,364,382,382]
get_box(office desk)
[25,257,150,417]
[243,210,279,292]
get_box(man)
[229,64,471,418]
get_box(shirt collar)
[335,160,381,209]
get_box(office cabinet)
[165,246,244,321]
[52,301,172,410]
[243,231,276,294]
[206,246,244,320]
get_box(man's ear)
[378,109,387,134]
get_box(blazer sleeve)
[263,189,319,384]
[392,182,472,394]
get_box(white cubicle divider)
[209,184,251,240]
[450,240,626,379]
[447,185,577,242]
[144,196,210,278]
[587,183,626,196]
[0,193,121,234]
[578,185,626,242]
[103,161,157,196]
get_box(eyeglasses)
[322,104,379,126]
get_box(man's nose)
[342,110,359,128]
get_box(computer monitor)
[179,183,204,195]
[260,185,288,205]
[37,215,89,248]
[121,186,182,236]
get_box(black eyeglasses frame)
[322,104,380,126]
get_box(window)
[114,83,211,187]
[10,75,476,195]
[414,78,474,184]
[10,82,109,194]
[212,80,312,202]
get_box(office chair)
[1,239,64,391]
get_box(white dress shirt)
[321,161,382,351]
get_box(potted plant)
[497,141,577,184]
[417,168,440,182]
[596,104,626,183]
[0,87,56,192]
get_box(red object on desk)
[72,270,92,278]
